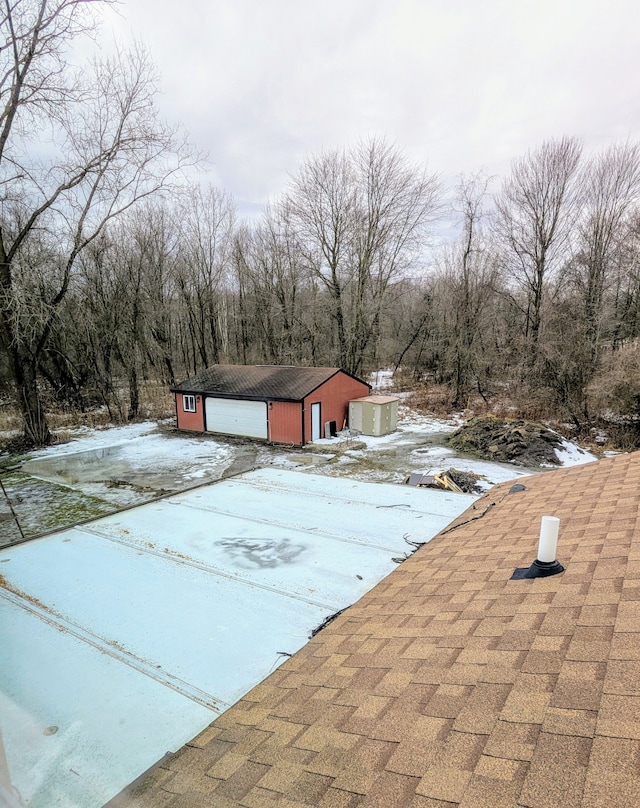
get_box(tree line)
[2,2,640,447]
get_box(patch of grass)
[0,452,26,472]
[0,434,34,456]
[378,367,415,393]
[42,494,114,530]
[0,403,22,432]
[0,471,114,543]
[404,385,454,416]
[49,429,75,445]
[0,380,176,442]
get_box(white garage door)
[205,397,268,439]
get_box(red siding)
[174,371,369,444]
[268,401,303,445]
[175,393,205,432]
[303,372,370,442]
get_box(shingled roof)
[113,451,640,807]
[172,365,363,401]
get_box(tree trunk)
[14,351,51,446]
[128,365,140,421]
[0,261,52,445]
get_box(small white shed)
[348,395,399,437]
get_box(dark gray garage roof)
[172,365,368,401]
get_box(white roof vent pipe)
[511,516,565,579]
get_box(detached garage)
[172,365,370,446]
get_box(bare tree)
[52,201,184,420]
[0,0,190,445]
[131,201,181,388]
[574,141,640,369]
[107,210,170,421]
[437,173,499,406]
[174,184,235,370]
[494,137,582,359]
[612,211,640,345]
[74,230,130,420]
[232,201,326,365]
[287,146,353,367]
[287,137,441,375]
[389,280,434,374]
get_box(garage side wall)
[268,401,303,445]
[303,373,370,442]
[175,393,205,432]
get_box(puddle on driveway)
[22,440,239,499]
[24,445,129,485]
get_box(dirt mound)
[447,416,563,467]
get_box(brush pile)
[447,416,563,466]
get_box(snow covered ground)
[550,437,598,467]
[292,404,597,490]
[1,402,599,545]
[24,406,599,499]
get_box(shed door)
[348,401,363,432]
[205,398,268,439]
[311,402,321,442]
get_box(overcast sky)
[101,0,640,218]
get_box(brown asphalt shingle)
[171,365,359,401]
[113,451,640,807]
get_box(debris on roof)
[404,468,483,494]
